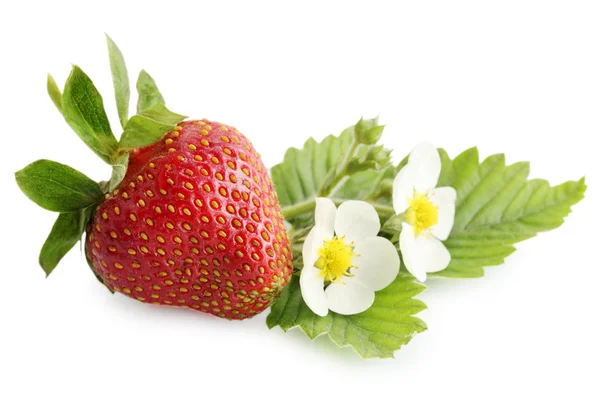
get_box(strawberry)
[86,120,292,319]
[15,36,292,320]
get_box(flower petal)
[334,200,380,244]
[400,223,451,281]
[393,164,417,214]
[420,236,451,273]
[315,197,337,233]
[399,224,427,282]
[325,279,375,315]
[408,143,441,193]
[429,186,457,241]
[302,225,333,269]
[300,265,328,317]
[352,236,400,291]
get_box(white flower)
[393,143,457,282]
[300,198,400,317]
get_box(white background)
[1,1,599,399]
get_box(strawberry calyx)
[15,35,186,279]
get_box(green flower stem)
[281,197,396,220]
[364,177,393,202]
[379,178,393,193]
[317,141,360,196]
[280,198,319,219]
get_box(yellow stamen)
[406,192,438,236]
[315,236,356,283]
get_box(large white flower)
[300,198,400,317]
[393,143,457,282]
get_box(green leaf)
[106,34,130,129]
[119,104,186,150]
[435,148,586,278]
[136,70,165,113]
[47,74,63,113]
[39,207,93,276]
[271,126,354,208]
[15,160,104,212]
[62,66,118,164]
[267,274,427,359]
[331,169,386,200]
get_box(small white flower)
[300,198,400,317]
[393,143,457,282]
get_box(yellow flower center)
[315,236,356,283]
[406,192,439,236]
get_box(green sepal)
[382,213,405,234]
[119,104,186,150]
[119,117,172,149]
[106,34,130,129]
[138,103,186,125]
[39,207,93,276]
[346,144,391,173]
[136,70,165,113]
[107,152,130,192]
[62,66,119,164]
[267,274,427,359]
[47,74,63,113]
[15,160,104,212]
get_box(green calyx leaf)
[138,103,186,125]
[117,69,184,151]
[107,152,130,192]
[62,66,119,164]
[136,70,165,113]
[267,274,427,359]
[382,212,406,233]
[15,160,104,212]
[39,208,94,276]
[434,148,586,278]
[39,38,187,204]
[47,74,63,113]
[119,103,186,150]
[346,144,392,173]
[106,34,130,129]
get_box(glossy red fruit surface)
[86,120,293,319]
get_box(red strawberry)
[86,120,292,319]
[15,36,293,321]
